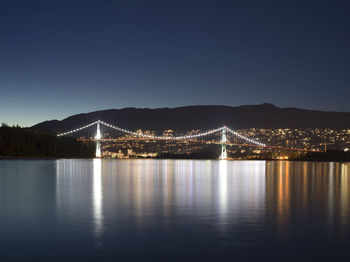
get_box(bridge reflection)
[55,159,350,244]
[92,159,103,247]
[55,159,104,248]
[265,161,350,236]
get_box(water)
[0,159,349,261]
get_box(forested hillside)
[0,124,94,158]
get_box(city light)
[57,120,266,147]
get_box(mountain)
[32,104,350,133]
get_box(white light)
[57,120,266,147]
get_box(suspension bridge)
[57,120,316,159]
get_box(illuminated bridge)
[57,120,317,159]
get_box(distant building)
[163,130,174,137]
[127,149,134,157]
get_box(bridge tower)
[95,121,102,158]
[220,127,227,160]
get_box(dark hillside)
[33,104,350,134]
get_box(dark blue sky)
[1,0,350,126]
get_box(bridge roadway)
[58,120,321,158]
[99,137,319,152]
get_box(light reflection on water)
[1,159,350,261]
[92,159,103,247]
[265,161,350,238]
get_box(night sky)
[1,0,350,126]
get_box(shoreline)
[1,156,350,163]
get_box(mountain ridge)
[32,104,350,133]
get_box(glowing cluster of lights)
[226,127,266,147]
[57,121,99,137]
[56,120,266,147]
[99,120,224,140]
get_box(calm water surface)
[0,159,349,261]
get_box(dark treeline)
[156,150,350,161]
[156,150,218,159]
[0,124,95,158]
[295,150,350,162]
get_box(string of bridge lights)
[56,120,266,147]
[57,121,99,137]
[226,127,266,147]
[98,120,225,140]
